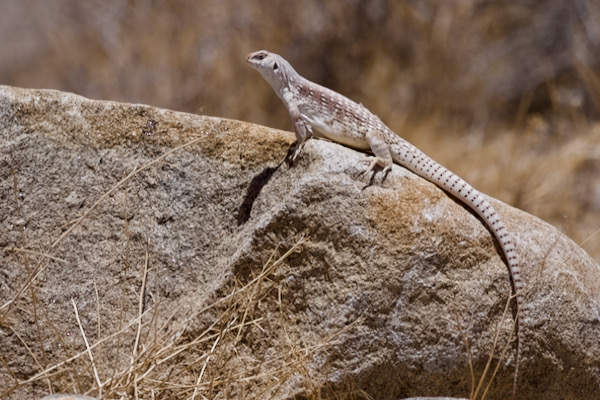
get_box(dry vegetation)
[1,238,359,399]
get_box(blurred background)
[1,0,599,261]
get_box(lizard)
[246,49,525,395]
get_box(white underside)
[300,112,371,150]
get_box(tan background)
[1,0,599,261]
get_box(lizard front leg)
[285,105,312,166]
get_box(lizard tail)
[392,139,525,395]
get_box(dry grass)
[2,238,347,399]
[454,291,518,400]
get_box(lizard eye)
[257,53,266,60]
[273,62,279,71]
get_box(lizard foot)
[284,140,303,167]
[357,157,391,184]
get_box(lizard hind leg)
[360,131,394,182]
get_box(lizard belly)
[301,113,371,150]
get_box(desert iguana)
[247,50,524,394]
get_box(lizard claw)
[357,157,376,175]
[357,156,391,184]
[284,140,304,167]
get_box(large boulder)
[0,86,598,399]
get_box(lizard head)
[246,50,297,96]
